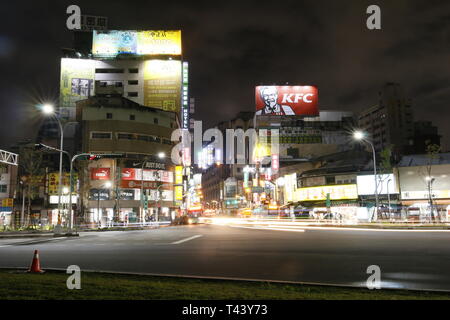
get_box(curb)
[1,267,450,294]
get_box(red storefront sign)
[91,168,110,180]
[121,168,137,180]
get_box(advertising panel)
[89,189,110,200]
[143,59,182,112]
[92,30,182,57]
[47,173,78,195]
[121,168,173,182]
[255,85,319,116]
[357,174,398,195]
[91,168,111,180]
[60,58,95,109]
[297,184,358,201]
[175,166,183,201]
[120,180,172,190]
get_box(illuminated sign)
[271,154,279,174]
[255,85,319,116]
[181,62,189,129]
[357,174,398,195]
[91,168,111,180]
[47,173,78,195]
[401,190,450,200]
[297,184,358,201]
[92,30,182,56]
[60,58,95,109]
[175,166,183,201]
[143,59,182,112]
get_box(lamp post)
[387,178,392,220]
[426,176,436,222]
[353,130,379,222]
[41,104,64,226]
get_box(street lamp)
[40,103,65,227]
[353,130,379,222]
[426,176,436,222]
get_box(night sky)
[1,0,450,150]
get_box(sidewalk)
[0,222,173,238]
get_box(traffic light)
[79,153,124,161]
[144,193,148,211]
[89,155,101,161]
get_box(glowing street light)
[158,152,166,159]
[42,103,55,115]
[353,130,365,141]
[352,130,379,222]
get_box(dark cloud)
[0,0,450,150]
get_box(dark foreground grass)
[0,270,449,300]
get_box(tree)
[17,146,45,228]
[424,141,441,222]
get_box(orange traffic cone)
[28,250,44,273]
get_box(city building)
[200,107,357,214]
[396,153,450,221]
[358,83,414,156]
[74,95,178,226]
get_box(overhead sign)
[255,85,319,116]
[92,30,182,57]
[297,184,358,201]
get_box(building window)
[0,185,7,193]
[128,92,138,97]
[326,176,335,184]
[91,132,112,139]
[106,113,113,119]
[129,68,139,73]
[95,68,124,73]
[128,80,138,85]
[130,114,135,121]
[117,133,135,140]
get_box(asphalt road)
[1,224,450,291]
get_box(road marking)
[171,235,203,244]
[229,225,305,232]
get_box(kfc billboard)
[255,86,319,116]
[91,168,110,180]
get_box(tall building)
[75,96,177,226]
[358,83,414,155]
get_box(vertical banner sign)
[244,171,249,188]
[271,154,279,175]
[143,60,182,112]
[175,166,183,201]
[181,62,189,129]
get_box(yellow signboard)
[1,198,13,207]
[137,30,182,55]
[143,59,182,112]
[296,184,358,201]
[175,166,183,201]
[92,30,182,56]
[60,58,95,109]
[47,173,78,195]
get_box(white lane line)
[171,235,203,244]
[229,225,305,233]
